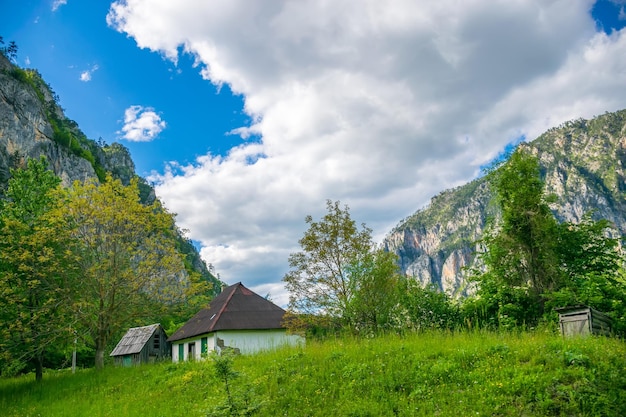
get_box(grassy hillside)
[2,331,625,416]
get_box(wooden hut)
[556,306,612,337]
[110,324,170,366]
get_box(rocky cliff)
[384,111,626,297]
[0,53,220,293]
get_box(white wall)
[215,329,304,354]
[171,329,303,362]
[172,334,216,362]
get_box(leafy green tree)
[344,249,402,333]
[284,200,399,332]
[284,200,373,319]
[469,148,625,330]
[0,157,74,381]
[470,149,560,326]
[486,148,562,296]
[556,214,621,282]
[547,214,626,334]
[61,175,188,369]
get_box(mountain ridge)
[384,110,626,296]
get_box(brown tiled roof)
[110,324,164,356]
[167,282,286,342]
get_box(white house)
[168,282,303,362]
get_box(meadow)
[2,330,625,416]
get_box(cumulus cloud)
[51,0,67,12]
[79,64,99,82]
[118,105,166,142]
[108,0,626,306]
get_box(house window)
[153,334,160,350]
[188,342,196,360]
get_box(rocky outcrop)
[0,54,100,187]
[384,111,626,297]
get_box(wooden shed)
[110,324,171,366]
[556,306,612,337]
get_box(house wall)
[215,329,303,354]
[172,334,216,362]
[171,330,303,362]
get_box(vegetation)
[59,175,192,369]
[283,200,402,334]
[465,147,626,333]
[1,331,625,416]
[0,157,74,381]
[0,161,215,375]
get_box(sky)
[3,0,626,306]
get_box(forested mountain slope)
[384,110,626,296]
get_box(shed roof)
[168,282,286,342]
[110,324,164,357]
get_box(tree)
[61,175,188,368]
[547,214,626,335]
[283,200,373,320]
[283,200,401,333]
[471,149,561,326]
[487,148,562,296]
[344,249,402,333]
[469,147,625,329]
[6,41,18,62]
[0,157,74,381]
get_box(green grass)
[2,331,625,416]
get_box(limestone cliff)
[384,111,626,297]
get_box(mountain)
[383,110,626,296]
[0,53,221,295]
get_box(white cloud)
[79,64,99,82]
[108,0,626,306]
[118,105,166,142]
[51,0,67,12]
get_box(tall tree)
[485,148,561,296]
[470,148,561,326]
[283,200,400,333]
[0,157,74,381]
[284,200,373,320]
[61,175,188,368]
[344,249,401,333]
[469,147,625,329]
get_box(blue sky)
[2,0,252,175]
[3,0,626,305]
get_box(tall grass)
[2,330,625,416]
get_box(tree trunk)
[35,352,44,382]
[95,341,105,369]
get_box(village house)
[110,323,170,366]
[168,282,303,361]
